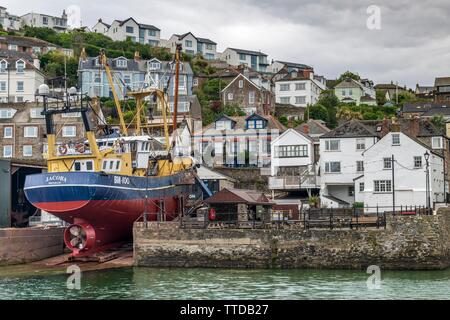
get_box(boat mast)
[100,50,128,136]
[172,43,182,134]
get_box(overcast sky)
[3,0,450,88]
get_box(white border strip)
[24,184,175,192]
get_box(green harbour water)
[0,267,449,300]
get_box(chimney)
[381,117,390,137]
[288,118,294,128]
[409,116,420,137]
[134,51,141,61]
[302,124,310,135]
[80,47,87,61]
[33,58,40,70]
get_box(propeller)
[68,225,87,250]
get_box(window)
[295,96,306,104]
[392,134,400,146]
[348,186,355,197]
[74,162,81,171]
[359,182,365,192]
[16,96,23,103]
[275,145,308,158]
[0,108,14,118]
[42,16,48,25]
[280,97,290,104]
[280,84,290,91]
[32,46,41,54]
[374,180,392,193]
[356,138,365,150]
[16,61,25,73]
[23,145,32,157]
[62,126,76,137]
[205,53,215,60]
[193,78,199,86]
[383,157,392,169]
[4,127,12,138]
[30,108,44,119]
[215,120,232,130]
[249,91,255,104]
[148,40,159,47]
[238,80,244,88]
[8,44,18,51]
[185,40,192,48]
[342,90,346,96]
[0,81,6,91]
[227,93,234,100]
[123,75,131,84]
[432,137,443,149]
[126,26,134,33]
[0,60,7,72]
[17,81,24,92]
[94,73,101,83]
[3,145,12,158]
[325,139,340,151]
[239,53,246,61]
[86,161,93,171]
[414,156,422,169]
[356,161,364,172]
[24,126,38,138]
[149,61,161,70]
[116,59,127,68]
[148,30,156,36]
[295,83,306,90]
[325,162,341,173]
[349,89,353,96]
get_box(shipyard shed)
[0,158,46,228]
[196,165,236,195]
[205,188,274,223]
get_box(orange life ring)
[58,144,68,155]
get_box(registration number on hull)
[114,176,130,185]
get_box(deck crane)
[99,49,128,136]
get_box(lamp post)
[424,151,431,210]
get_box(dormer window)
[16,60,25,73]
[432,136,443,149]
[116,59,127,68]
[247,119,265,129]
[215,120,232,130]
[171,62,183,72]
[149,60,161,70]
[0,60,7,73]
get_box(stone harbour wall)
[133,208,450,270]
[0,227,65,266]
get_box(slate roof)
[321,120,378,138]
[275,61,312,70]
[334,78,363,89]
[360,95,376,102]
[175,32,216,45]
[435,77,450,87]
[295,119,331,136]
[228,48,268,56]
[116,17,160,31]
[201,114,286,132]
[0,35,60,48]
[205,188,274,205]
[403,102,450,113]
[0,49,34,62]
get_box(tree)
[338,71,361,82]
[336,106,363,122]
[431,115,445,130]
[376,89,387,106]
[39,51,78,86]
[308,104,329,123]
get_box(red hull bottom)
[36,197,180,255]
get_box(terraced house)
[94,17,161,46]
[0,57,45,103]
[166,32,217,60]
[221,48,269,73]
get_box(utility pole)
[424,151,431,209]
[392,154,396,215]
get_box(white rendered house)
[275,70,324,108]
[165,32,217,60]
[269,128,319,194]
[220,48,269,73]
[355,132,445,210]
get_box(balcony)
[269,174,320,190]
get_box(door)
[0,160,11,228]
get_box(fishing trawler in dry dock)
[24,46,206,256]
